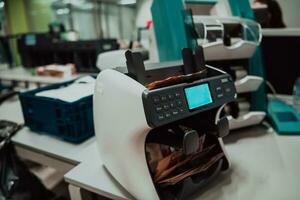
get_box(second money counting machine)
[94,48,237,199]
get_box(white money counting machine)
[94,47,237,200]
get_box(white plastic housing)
[193,16,262,61]
[93,69,160,200]
[203,41,258,61]
[228,111,266,130]
[235,75,264,93]
[94,69,231,200]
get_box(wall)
[72,9,98,40]
[136,0,152,27]
[6,0,53,33]
[6,0,29,34]
[70,4,135,40]
[120,6,136,40]
[26,0,53,32]
[5,0,29,65]
[106,4,121,39]
[250,0,300,28]
[277,0,300,28]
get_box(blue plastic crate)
[19,78,95,143]
[0,83,13,92]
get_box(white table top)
[262,28,300,37]
[0,67,79,84]
[65,142,134,200]
[65,125,300,200]
[2,89,300,199]
[195,125,300,200]
[0,97,97,164]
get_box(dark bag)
[0,120,54,200]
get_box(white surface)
[65,142,133,200]
[93,69,231,199]
[36,76,95,103]
[228,112,266,130]
[0,98,97,164]
[210,0,232,17]
[275,0,300,28]
[0,97,24,123]
[193,125,300,200]
[268,94,293,105]
[203,41,258,61]
[263,28,300,36]
[235,76,264,93]
[41,65,73,78]
[193,16,261,61]
[136,0,152,27]
[96,50,127,71]
[0,67,78,84]
[94,69,159,200]
[13,128,96,164]
[65,125,300,200]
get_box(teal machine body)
[220,0,300,134]
[268,99,300,135]
[151,0,197,62]
[151,0,266,112]
[151,0,300,134]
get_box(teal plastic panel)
[151,0,197,61]
[151,0,267,111]
[249,48,267,111]
[185,0,217,4]
[227,0,267,112]
[268,99,300,135]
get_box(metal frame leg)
[68,184,94,200]
[69,184,84,200]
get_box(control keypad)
[144,72,237,128]
[153,91,187,122]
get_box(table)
[64,142,134,200]
[0,67,99,172]
[0,67,78,86]
[2,93,300,200]
[13,128,96,173]
[0,97,97,173]
[202,125,300,200]
[262,28,300,37]
[64,125,300,200]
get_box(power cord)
[265,80,277,98]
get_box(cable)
[265,80,293,106]
[265,80,277,98]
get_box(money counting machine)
[152,1,266,130]
[192,16,266,130]
[94,47,237,199]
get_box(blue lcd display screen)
[25,34,36,46]
[184,83,213,110]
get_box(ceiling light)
[119,0,136,5]
[56,8,70,15]
[0,1,5,8]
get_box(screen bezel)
[183,82,214,111]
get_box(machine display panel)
[184,83,213,110]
